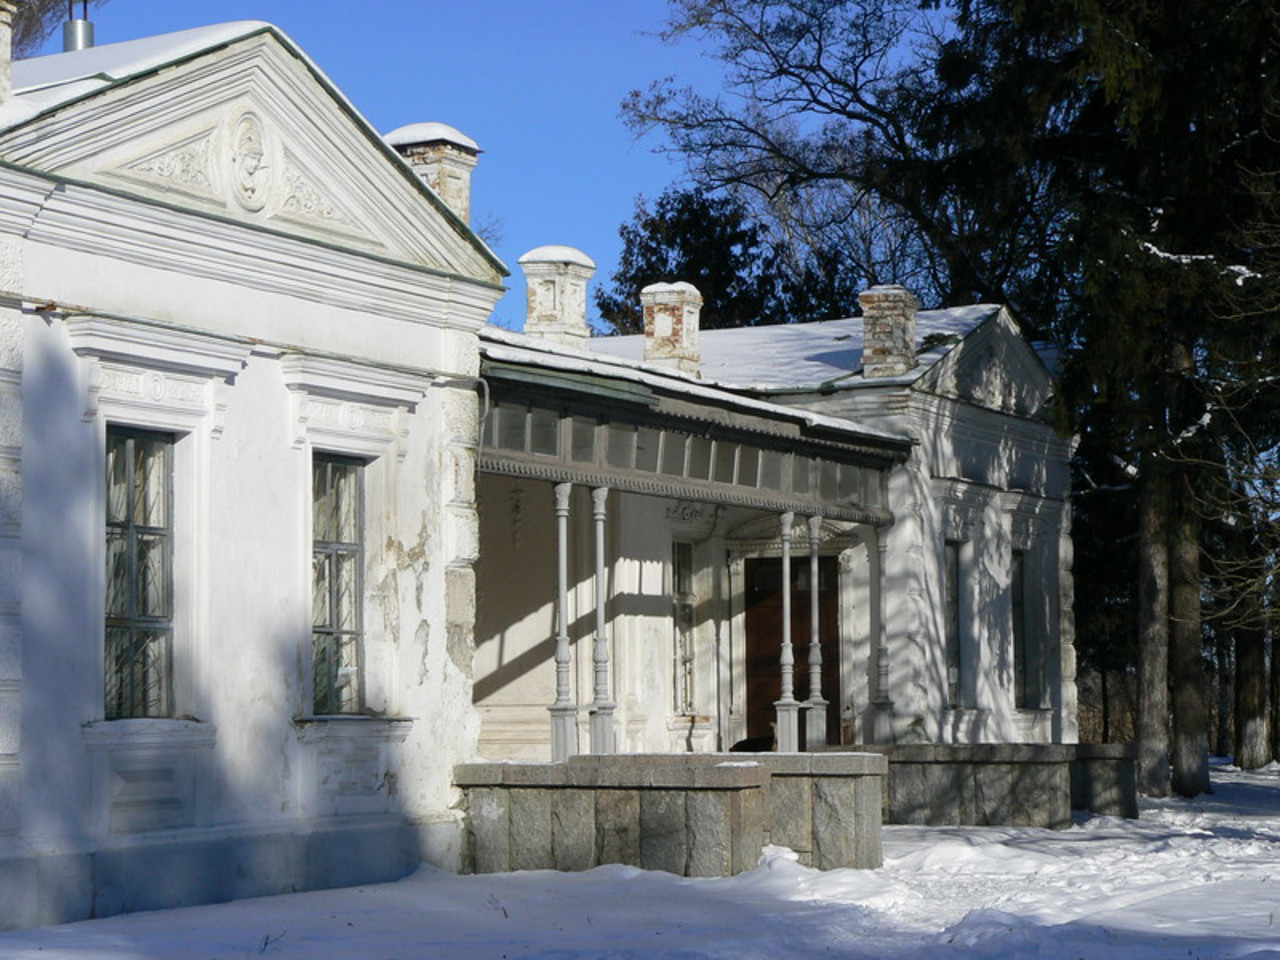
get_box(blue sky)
[30,2,722,331]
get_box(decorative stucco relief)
[107,107,379,247]
[115,129,221,204]
[228,111,271,213]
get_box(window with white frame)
[311,454,365,715]
[104,427,175,719]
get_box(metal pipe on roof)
[63,1,94,52]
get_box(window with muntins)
[312,455,364,714]
[105,427,174,719]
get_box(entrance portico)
[472,337,910,760]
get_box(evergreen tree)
[630,0,1279,795]
[595,186,863,334]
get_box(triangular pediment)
[917,308,1053,418]
[1,28,504,285]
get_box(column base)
[871,699,895,744]
[805,699,828,750]
[549,703,579,762]
[774,700,801,752]
[588,704,616,755]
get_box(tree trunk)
[1271,637,1280,764]
[1136,474,1171,795]
[1169,494,1210,797]
[1234,623,1270,769]
[1216,638,1233,759]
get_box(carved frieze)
[89,361,213,426]
[106,107,377,246]
[115,129,220,203]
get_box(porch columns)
[589,486,616,754]
[870,527,895,742]
[774,511,800,751]
[805,514,828,749]
[548,482,578,761]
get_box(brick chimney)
[641,282,702,377]
[519,245,595,345]
[385,122,479,224]
[0,1,16,106]
[859,284,920,379]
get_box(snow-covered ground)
[4,762,1280,959]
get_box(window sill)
[81,718,217,752]
[293,715,413,744]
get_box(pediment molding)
[1,32,502,284]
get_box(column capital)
[780,511,794,539]
[591,485,609,515]
[554,481,572,513]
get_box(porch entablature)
[479,381,903,526]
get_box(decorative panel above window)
[281,354,433,460]
[65,313,252,437]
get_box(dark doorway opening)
[744,556,840,748]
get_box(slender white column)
[548,482,578,761]
[805,514,828,749]
[774,511,799,751]
[588,486,616,754]
[870,527,895,742]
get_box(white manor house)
[0,15,1076,927]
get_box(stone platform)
[454,752,886,877]
[848,742,1138,828]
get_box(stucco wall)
[0,165,497,927]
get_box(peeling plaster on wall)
[415,621,431,687]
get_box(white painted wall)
[0,160,500,927]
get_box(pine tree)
[631,0,1279,795]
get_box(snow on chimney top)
[519,245,595,345]
[385,122,480,224]
[641,281,702,377]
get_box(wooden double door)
[744,556,840,748]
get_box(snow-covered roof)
[4,22,275,130]
[480,324,914,449]
[587,304,1000,392]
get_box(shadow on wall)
[6,320,417,929]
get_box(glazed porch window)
[105,427,174,719]
[312,455,364,714]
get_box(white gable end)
[1,29,503,285]
[918,308,1053,418]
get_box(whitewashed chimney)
[859,284,920,378]
[641,282,702,377]
[385,122,480,224]
[0,1,16,106]
[519,245,595,345]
